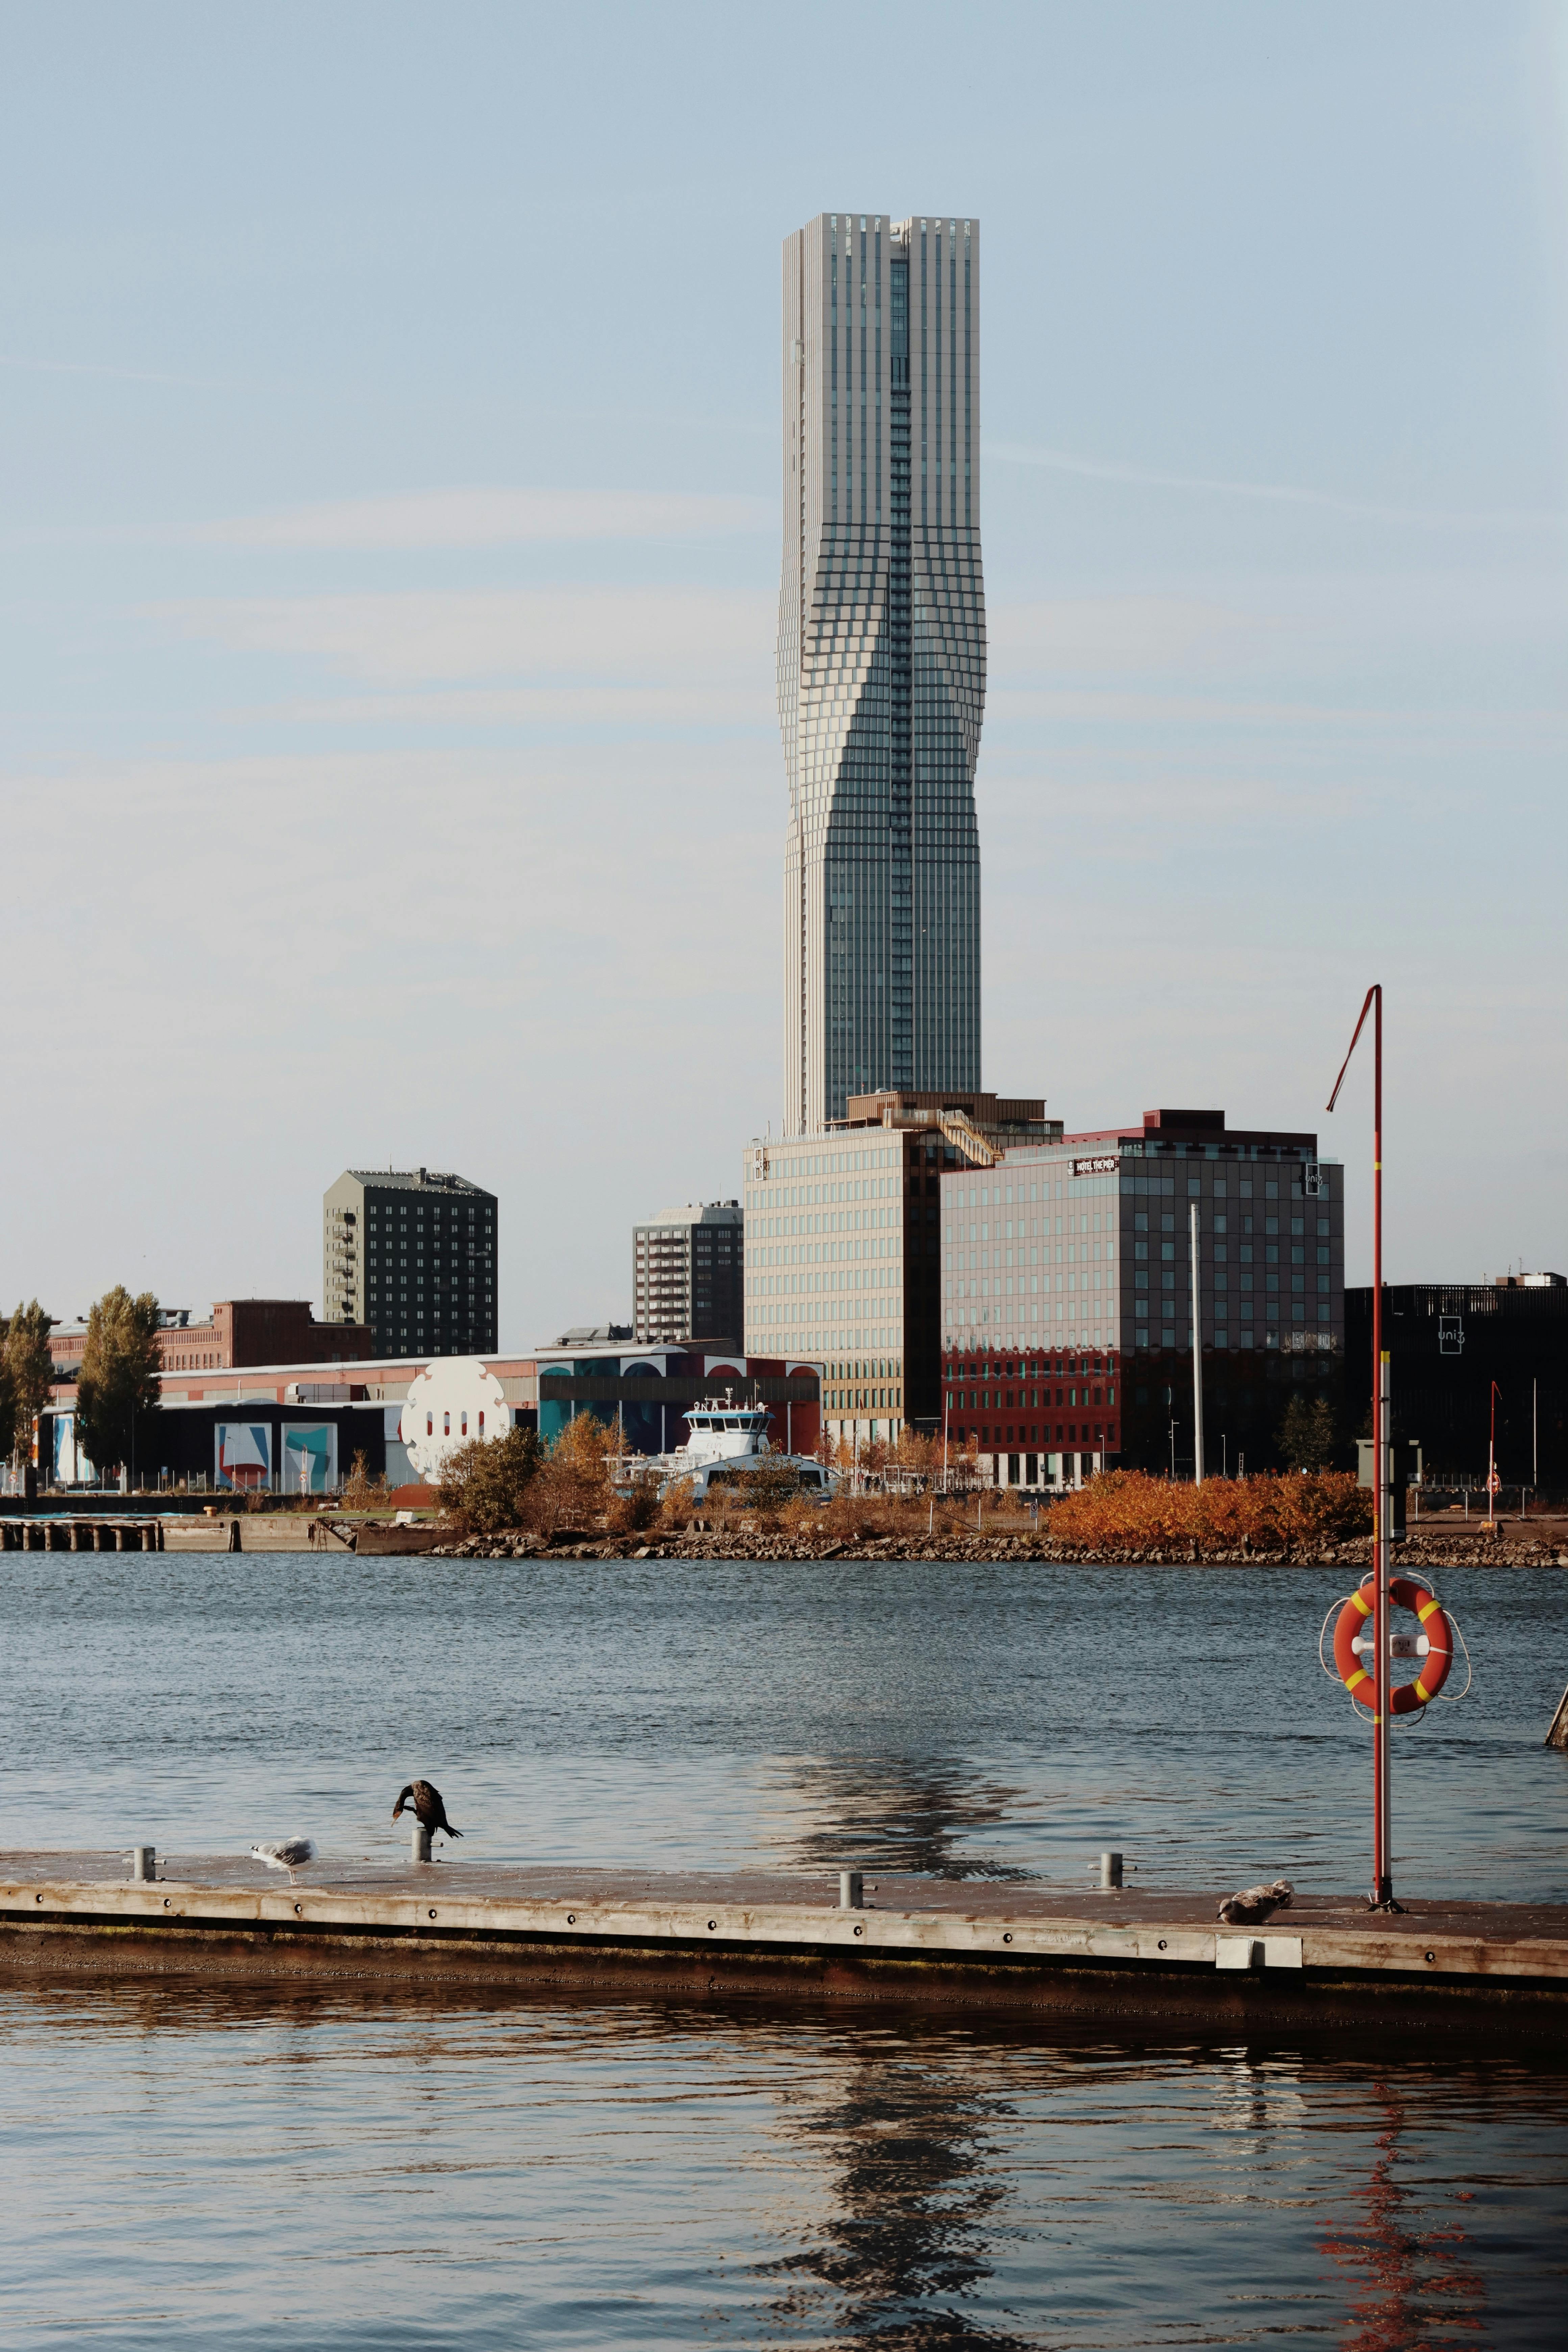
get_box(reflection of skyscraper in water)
[757,2030,1028,2350]
[780,211,985,1134]
[764,1756,1035,1881]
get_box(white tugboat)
[634,1392,834,1503]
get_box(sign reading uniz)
[1070,1154,1119,1178]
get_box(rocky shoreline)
[428,1530,1567,1569]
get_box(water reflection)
[4,1973,1565,2351]
[759,2024,1030,2349]
[1318,2081,1488,2352]
[769,1757,1038,1880]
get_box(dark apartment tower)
[324,1168,498,1359]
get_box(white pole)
[1190,1202,1205,1483]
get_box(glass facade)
[741,1129,911,1425]
[780,213,984,1133]
[938,1113,1346,1475]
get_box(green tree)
[75,1288,162,1480]
[0,1348,16,1470]
[3,1300,56,1465]
[436,1425,542,1532]
[1278,1391,1336,1472]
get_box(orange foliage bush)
[1046,1469,1371,1551]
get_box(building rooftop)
[640,1202,742,1225]
[340,1167,493,1195]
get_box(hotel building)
[939,1109,1344,1484]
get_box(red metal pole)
[1327,982,1397,1910]
[1371,988,1393,1909]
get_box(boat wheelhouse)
[639,1393,833,1501]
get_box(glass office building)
[745,1088,1056,1444]
[939,1109,1344,1480]
[779,211,985,1133]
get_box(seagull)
[251,1837,317,1886]
[1217,1878,1294,1926]
[392,1780,463,1845]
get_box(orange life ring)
[1333,1575,1454,1714]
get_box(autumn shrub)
[342,1449,395,1511]
[525,1412,614,1530]
[607,1470,663,1535]
[778,1490,825,1541]
[659,1473,695,1529]
[1046,1469,1370,1552]
[437,1426,543,1533]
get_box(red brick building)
[49,1300,373,1386]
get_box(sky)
[3,0,1565,1341]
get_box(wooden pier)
[0,1516,170,1551]
[2,1854,1564,2034]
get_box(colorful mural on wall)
[216,1423,272,1491]
[51,1413,95,1487]
[280,1422,338,1495]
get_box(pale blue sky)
[4,2,1565,1338]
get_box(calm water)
[2,1553,1566,2348]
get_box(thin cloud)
[207,485,774,549]
[985,439,1559,529]
[0,352,224,389]
[989,594,1259,672]
[152,585,775,684]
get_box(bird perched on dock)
[392,1780,462,1844]
[251,1837,317,1886]
[1217,1878,1294,1926]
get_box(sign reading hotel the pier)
[1070,1154,1119,1178]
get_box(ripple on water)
[2,1553,1566,2345]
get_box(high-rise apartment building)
[779,211,985,1133]
[632,1203,743,1344]
[323,1168,498,1359]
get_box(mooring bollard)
[839,1870,863,1910]
[413,1822,433,1864]
[1099,1850,1123,1890]
[129,1846,156,1882]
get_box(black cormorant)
[393,1780,462,1842]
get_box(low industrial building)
[47,1300,372,1381]
[939,1108,1345,1486]
[41,1343,819,1495]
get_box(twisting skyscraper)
[779,211,985,1134]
